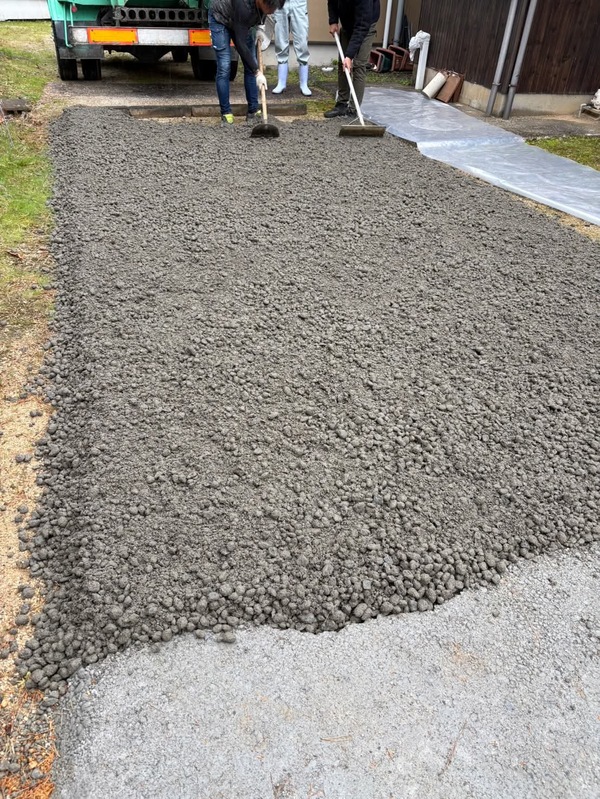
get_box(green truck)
[47,0,238,81]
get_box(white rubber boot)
[298,63,312,96]
[272,63,288,94]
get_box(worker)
[271,0,312,96]
[208,0,285,126]
[324,0,380,118]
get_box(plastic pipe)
[485,0,519,116]
[392,0,405,46]
[502,0,538,119]
[412,32,430,91]
[423,71,447,99]
[382,0,393,49]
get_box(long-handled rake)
[333,32,385,138]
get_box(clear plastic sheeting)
[362,88,600,226]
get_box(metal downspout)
[485,0,519,116]
[393,0,405,47]
[382,0,394,48]
[502,0,539,119]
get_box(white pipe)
[382,0,393,49]
[422,71,446,99]
[392,0,405,46]
[485,0,519,116]
[409,30,430,91]
[503,0,538,119]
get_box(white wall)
[0,1,51,21]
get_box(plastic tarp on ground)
[362,88,600,226]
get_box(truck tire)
[190,50,237,81]
[171,47,188,63]
[81,59,102,81]
[57,57,78,81]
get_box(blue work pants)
[209,13,259,115]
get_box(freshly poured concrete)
[15,107,599,796]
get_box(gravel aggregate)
[16,107,600,687]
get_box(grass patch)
[530,136,600,170]
[0,23,54,352]
[0,123,50,245]
[0,121,52,349]
[264,63,412,92]
[0,21,56,102]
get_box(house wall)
[307,0,422,45]
[419,0,519,86]
[519,0,599,94]
[417,0,599,97]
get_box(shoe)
[298,63,312,96]
[272,63,288,95]
[221,113,234,126]
[324,103,348,118]
[246,110,262,123]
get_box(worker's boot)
[324,103,348,118]
[272,63,288,94]
[298,63,312,96]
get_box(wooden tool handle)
[257,40,268,122]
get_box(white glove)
[255,70,268,91]
[256,24,270,51]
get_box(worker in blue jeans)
[208,0,285,126]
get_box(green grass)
[0,120,52,345]
[0,22,54,348]
[530,136,600,171]
[0,21,56,102]
[0,124,50,246]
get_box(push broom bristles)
[333,32,386,139]
[339,120,386,137]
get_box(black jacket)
[210,0,262,73]
[328,0,380,60]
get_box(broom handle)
[333,31,366,127]
[257,40,268,122]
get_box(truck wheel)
[190,50,237,81]
[171,47,188,63]
[81,59,102,81]
[190,49,215,80]
[57,57,78,81]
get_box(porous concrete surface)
[55,545,600,798]
[17,108,600,701]
[13,106,600,793]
